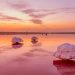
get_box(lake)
[0,34,75,75]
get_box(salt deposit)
[54,43,75,60]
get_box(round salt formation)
[54,43,75,60]
[12,37,23,45]
[31,36,38,44]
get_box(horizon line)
[0,32,75,35]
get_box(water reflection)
[53,60,75,75]
[31,43,42,47]
[22,48,49,58]
[12,44,23,49]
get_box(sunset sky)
[0,0,75,32]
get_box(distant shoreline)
[0,32,75,35]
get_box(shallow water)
[0,34,75,75]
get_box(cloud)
[30,19,42,24]
[0,7,75,23]
[29,13,47,18]
[8,2,28,10]
[23,9,54,18]
[0,0,75,24]
[6,0,75,24]
[2,16,22,21]
[22,8,75,24]
[6,1,54,24]
[7,0,29,10]
[0,13,22,21]
[22,9,50,24]
[22,9,38,14]
[23,8,75,18]
[22,9,58,24]
[60,8,75,13]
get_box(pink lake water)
[0,34,75,75]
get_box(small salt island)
[31,36,38,44]
[12,37,23,48]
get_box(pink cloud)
[23,9,38,14]
[30,19,42,24]
[23,8,75,18]
[6,1,68,24]
[60,8,75,13]
[1,0,75,24]
[10,3,28,10]
[0,13,22,21]
[7,0,29,10]
[29,13,47,18]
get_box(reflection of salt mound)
[53,60,75,75]
[54,43,75,60]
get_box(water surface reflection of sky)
[0,34,75,75]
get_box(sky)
[0,0,75,32]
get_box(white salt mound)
[54,43,75,60]
[12,37,23,43]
